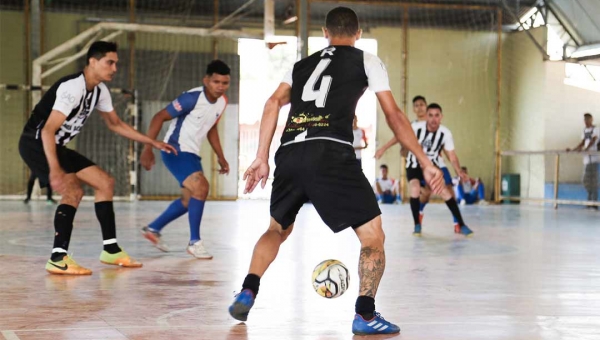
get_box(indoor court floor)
[1,200,599,340]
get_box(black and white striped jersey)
[23,72,113,146]
[406,121,455,169]
[279,45,390,146]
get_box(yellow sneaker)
[45,255,92,275]
[99,250,143,268]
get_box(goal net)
[307,0,502,202]
[2,1,598,207]
[0,0,262,200]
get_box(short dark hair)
[86,41,117,65]
[427,103,442,112]
[584,113,592,118]
[380,164,388,169]
[412,95,426,104]
[325,7,359,37]
[206,60,230,76]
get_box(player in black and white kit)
[19,41,176,275]
[228,7,444,335]
[404,104,473,236]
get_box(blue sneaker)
[228,289,255,321]
[413,224,422,236]
[352,312,400,335]
[458,225,473,237]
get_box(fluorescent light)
[571,43,600,59]
[519,7,537,23]
[283,15,298,25]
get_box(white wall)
[502,27,600,200]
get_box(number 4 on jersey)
[302,58,333,108]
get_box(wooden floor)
[1,200,599,340]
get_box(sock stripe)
[103,238,117,245]
[52,248,67,253]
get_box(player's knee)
[191,182,208,200]
[410,186,421,198]
[356,217,385,246]
[63,184,84,204]
[280,226,293,242]
[180,196,189,208]
[186,173,209,200]
[440,187,453,201]
[268,219,292,242]
[98,175,115,193]
[73,186,84,202]
[107,175,116,189]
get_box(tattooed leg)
[354,215,386,298]
[358,245,386,297]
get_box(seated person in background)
[453,166,485,205]
[374,164,400,204]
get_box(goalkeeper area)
[0,0,599,339]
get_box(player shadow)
[44,274,93,291]
[226,323,248,340]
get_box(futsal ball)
[311,259,350,298]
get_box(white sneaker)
[141,226,170,252]
[186,240,213,259]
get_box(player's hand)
[151,141,178,155]
[218,157,230,175]
[374,147,386,159]
[49,168,68,194]
[422,165,444,195]
[140,147,155,171]
[243,158,270,194]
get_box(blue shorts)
[441,167,452,185]
[161,151,203,187]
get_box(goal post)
[27,22,261,201]
[32,22,261,109]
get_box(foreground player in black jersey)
[19,41,176,275]
[228,7,444,335]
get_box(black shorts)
[406,166,453,186]
[270,140,381,233]
[19,133,95,188]
[406,166,426,184]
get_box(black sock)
[242,274,261,296]
[410,197,421,225]
[355,295,375,320]
[47,185,53,200]
[95,201,121,254]
[51,204,77,261]
[26,175,35,200]
[445,198,465,226]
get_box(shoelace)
[62,252,76,264]
[373,311,385,321]
[233,289,254,298]
[146,227,161,236]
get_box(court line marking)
[1,330,21,340]
[0,320,543,333]
[0,324,222,333]
[156,306,204,327]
